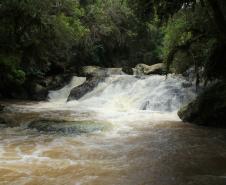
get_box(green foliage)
[0,55,25,86]
[161,4,220,75]
[1,0,225,100]
[71,0,163,67]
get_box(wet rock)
[67,76,105,101]
[28,119,111,134]
[122,66,134,75]
[178,82,226,126]
[134,63,165,75]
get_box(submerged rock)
[67,76,105,101]
[178,82,226,126]
[134,63,165,75]
[28,119,111,134]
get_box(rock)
[134,63,165,75]
[67,76,105,101]
[122,66,134,75]
[28,119,111,134]
[178,82,226,126]
[79,66,107,78]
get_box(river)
[1,75,226,185]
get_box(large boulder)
[134,63,165,75]
[67,76,105,101]
[178,82,226,126]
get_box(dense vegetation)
[0,0,163,98]
[0,0,226,125]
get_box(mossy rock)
[178,82,226,126]
[28,119,112,134]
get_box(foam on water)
[1,74,226,185]
[47,74,196,122]
[48,76,86,103]
[5,74,196,123]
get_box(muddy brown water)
[1,101,226,185]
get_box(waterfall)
[78,75,195,112]
[48,74,196,114]
[48,76,86,103]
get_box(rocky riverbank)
[178,82,226,127]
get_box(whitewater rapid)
[9,74,196,123]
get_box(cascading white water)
[63,75,196,114]
[7,74,196,121]
[48,76,86,103]
[3,74,226,185]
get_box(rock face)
[28,119,111,134]
[67,76,105,101]
[178,82,226,126]
[134,63,165,75]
